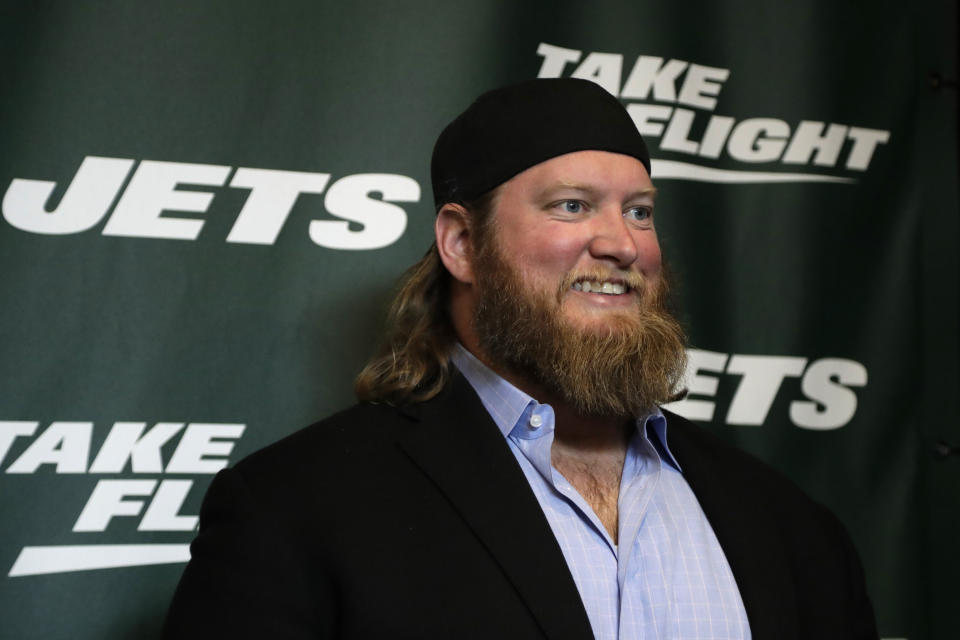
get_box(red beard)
[472,236,687,418]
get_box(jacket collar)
[397,373,595,640]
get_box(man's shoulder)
[229,401,413,488]
[662,408,824,512]
[221,374,486,494]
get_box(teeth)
[571,281,628,295]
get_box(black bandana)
[431,78,651,210]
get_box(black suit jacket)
[164,374,877,639]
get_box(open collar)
[396,372,595,640]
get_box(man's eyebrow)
[541,182,658,200]
[629,186,658,201]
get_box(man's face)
[479,150,661,330]
[469,150,687,417]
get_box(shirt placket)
[617,433,662,639]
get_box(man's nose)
[588,208,640,268]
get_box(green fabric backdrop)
[0,2,956,638]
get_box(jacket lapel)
[664,410,800,640]
[397,374,594,640]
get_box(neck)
[550,403,633,453]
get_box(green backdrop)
[1,2,956,639]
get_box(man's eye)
[560,200,583,214]
[625,206,652,222]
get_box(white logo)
[665,350,868,428]
[2,421,244,576]
[2,158,421,248]
[537,43,890,183]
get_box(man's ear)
[435,203,476,284]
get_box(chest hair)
[551,450,625,543]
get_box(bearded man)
[165,78,878,640]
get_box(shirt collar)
[452,343,532,439]
[451,342,683,472]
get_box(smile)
[571,280,629,295]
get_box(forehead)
[497,150,653,199]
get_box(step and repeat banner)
[1,2,956,639]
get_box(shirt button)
[529,414,543,429]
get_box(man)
[164,79,877,639]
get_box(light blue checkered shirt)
[452,345,751,639]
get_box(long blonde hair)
[355,191,500,404]
[354,244,456,404]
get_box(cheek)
[646,245,663,273]
[636,233,663,274]
[514,234,586,275]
